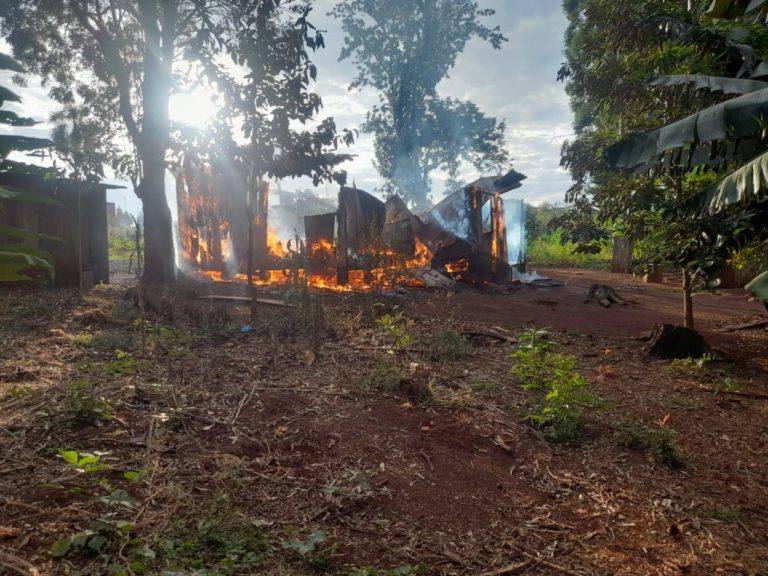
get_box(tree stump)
[647,324,710,359]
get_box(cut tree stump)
[647,324,711,359]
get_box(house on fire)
[175,158,527,289]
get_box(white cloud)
[1,1,575,210]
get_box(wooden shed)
[0,173,116,289]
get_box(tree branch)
[70,0,141,146]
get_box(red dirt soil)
[1,269,767,575]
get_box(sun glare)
[169,87,219,129]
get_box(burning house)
[175,160,527,292]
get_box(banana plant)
[0,49,56,282]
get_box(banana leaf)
[0,134,52,157]
[0,85,22,105]
[0,225,62,242]
[0,110,38,127]
[0,250,53,283]
[705,0,749,18]
[606,87,768,169]
[0,185,62,206]
[650,74,768,94]
[0,52,24,73]
[751,61,768,78]
[745,270,768,301]
[0,244,54,265]
[697,149,768,213]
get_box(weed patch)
[618,422,684,468]
[158,500,271,575]
[62,378,114,425]
[702,505,742,523]
[424,330,471,361]
[360,362,404,392]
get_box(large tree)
[331,0,509,208]
[557,0,768,327]
[0,0,350,282]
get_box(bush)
[527,230,612,269]
[510,328,596,443]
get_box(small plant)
[663,353,715,376]
[63,378,113,424]
[7,385,35,399]
[158,501,271,575]
[710,376,739,395]
[703,505,742,523]
[469,378,500,393]
[425,330,471,361]
[51,452,147,573]
[509,328,560,389]
[58,449,112,474]
[528,367,593,444]
[511,328,596,443]
[50,517,155,574]
[618,420,684,468]
[360,362,403,392]
[375,308,415,350]
[281,530,335,569]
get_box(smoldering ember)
[2,2,768,576]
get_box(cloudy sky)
[2,0,574,213]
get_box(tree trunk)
[682,267,694,329]
[136,0,176,283]
[611,237,634,274]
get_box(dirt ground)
[1,268,767,576]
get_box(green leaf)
[77,454,101,466]
[0,110,37,126]
[50,537,72,557]
[0,244,54,266]
[134,546,156,559]
[71,531,91,547]
[0,134,52,157]
[0,185,63,206]
[696,150,768,213]
[0,52,25,73]
[87,534,108,552]
[116,521,134,534]
[107,489,139,507]
[58,450,79,465]
[606,88,768,169]
[0,85,22,105]
[650,75,768,95]
[83,464,112,474]
[0,225,62,242]
[123,470,141,482]
[745,270,768,301]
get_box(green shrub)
[360,363,403,392]
[618,422,684,468]
[510,328,596,443]
[527,230,612,269]
[63,378,113,424]
[375,309,414,350]
[158,501,271,575]
[425,330,471,361]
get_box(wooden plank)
[718,319,768,332]
[199,295,292,307]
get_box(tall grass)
[527,230,612,269]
